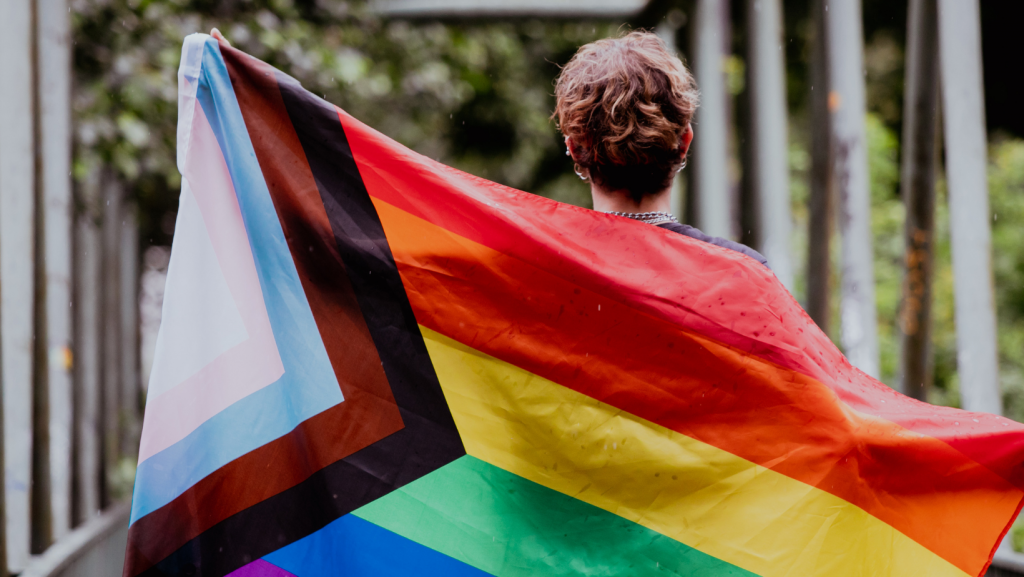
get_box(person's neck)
[590,184,672,214]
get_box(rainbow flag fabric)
[125,34,1024,577]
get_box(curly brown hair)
[553,31,699,202]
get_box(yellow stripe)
[421,327,968,577]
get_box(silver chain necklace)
[606,211,678,226]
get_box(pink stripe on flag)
[226,559,297,577]
[137,99,285,463]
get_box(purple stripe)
[226,559,297,577]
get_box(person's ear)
[566,136,587,163]
[679,123,694,157]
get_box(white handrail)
[20,503,129,577]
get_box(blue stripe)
[130,36,344,524]
[263,514,492,577]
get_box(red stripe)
[336,109,1024,491]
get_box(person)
[553,31,768,267]
[211,28,230,45]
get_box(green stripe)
[353,456,756,577]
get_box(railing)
[0,0,140,575]
[21,504,129,577]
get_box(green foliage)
[786,133,811,309]
[927,176,960,409]
[833,116,1024,420]
[988,138,1024,421]
[72,0,616,244]
[1013,523,1024,554]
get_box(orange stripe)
[371,196,1020,577]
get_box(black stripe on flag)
[141,70,464,577]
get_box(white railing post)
[937,0,1001,414]
[38,0,75,539]
[825,0,880,379]
[37,0,74,543]
[689,0,733,238]
[0,0,39,569]
[745,0,793,289]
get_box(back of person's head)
[553,31,699,203]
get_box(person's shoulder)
[656,222,769,268]
[657,221,703,240]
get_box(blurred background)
[5,0,1024,574]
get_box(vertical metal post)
[36,0,73,545]
[30,0,53,553]
[937,0,1001,414]
[120,208,140,458]
[899,0,940,401]
[0,0,37,569]
[40,0,74,533]
[825,0,880,379]
[101,178,122,507]
[745,0,793,289]
[807,0,834,333]
[30,0,53,555]
[689,0,732,238]
[73,171,102,524]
